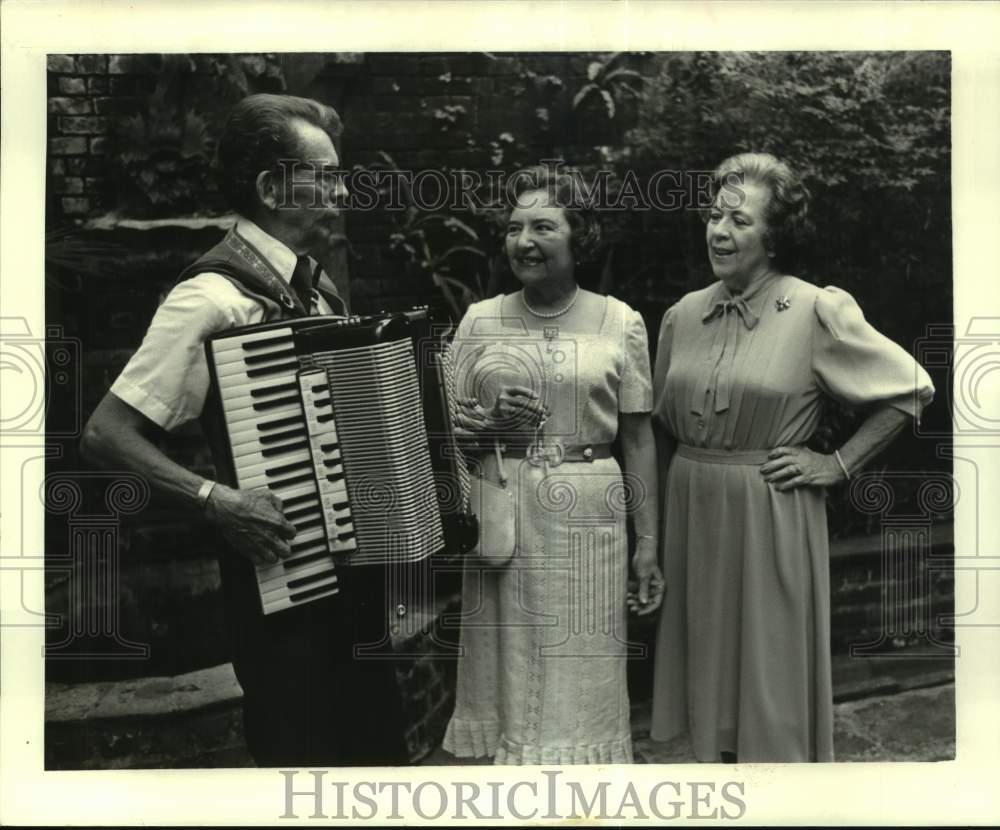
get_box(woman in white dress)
[442,167,665,764]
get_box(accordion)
[204,308,477,615]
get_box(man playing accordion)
[82,94,410,766]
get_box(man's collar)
[234,216,298,287]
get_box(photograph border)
[2,0,999,825]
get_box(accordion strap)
[177,227,347,319]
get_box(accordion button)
[396,603,407,617]
[583,447,593,461]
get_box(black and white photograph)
[2,1,999,826]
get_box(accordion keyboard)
[208,325,352,614]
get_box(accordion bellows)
[205,309,473,615]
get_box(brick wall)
[46,52,644,313]
[47,54,150,218]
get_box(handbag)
[468,439,516,567]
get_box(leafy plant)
[367,152,493,320]
[109,53,328,217]
[572,52,646,119]
[45,225,124,290]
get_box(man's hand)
[205,484,297,565]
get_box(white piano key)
[225,417,309,447]
[229,428,310,453]
[232,443,312,471]
[222,380,301,409]
[210,327,295,352]
[258,558,340,593]
[219,375,303,404]
[283,525,328,549]
[261,580,340,614]
[272,481,322,503]
[222,399,304,426]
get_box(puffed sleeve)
[619,307,654,413]
[651,304,676,430]
[812,286,934,420]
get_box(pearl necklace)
[521,286,580,319]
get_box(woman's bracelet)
[833,449,851,482]
[636,534,658,543]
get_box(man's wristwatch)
[197,478,217,511]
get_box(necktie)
[290,255,315,313]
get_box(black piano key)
[253,394,302,411]
[287,569,339,591]
[251,382,299,399]
[241,333,293,353]
[265,459,312,478]
[292,517,324,532]
[261,439,310,458]
[268,472,316,489]
[259,427,308,445]
[316,413,336,423]
[284,548,333,568]
[244,346,297,365]
[258,415,304,432]
[248,361,300,379]
[284,505,320,521]
[281,493,319,509]
[289,581,340,605]
[326,471,345,483]
[289,538,330,556]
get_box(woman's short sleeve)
[447,298,492,400]
[651,304,676,426]
[812,286,934,419]
[619,306,654,413]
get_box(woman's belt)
[500,441,613,467]
[676,444,771,466]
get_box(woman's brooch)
[775,296,792,312]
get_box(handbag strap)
[493,438,508,487]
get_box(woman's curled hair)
[708,152,813,270]
[506,164,603,265]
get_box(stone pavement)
[422,681,955,765]
[46,651,953,768]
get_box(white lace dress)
[442,292,653,764]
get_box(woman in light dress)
[443,167,664,764]
[648,152,935,762]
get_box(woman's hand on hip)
[628,539,665,616]
[760,446,846,491]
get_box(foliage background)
[46,50,952,541]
